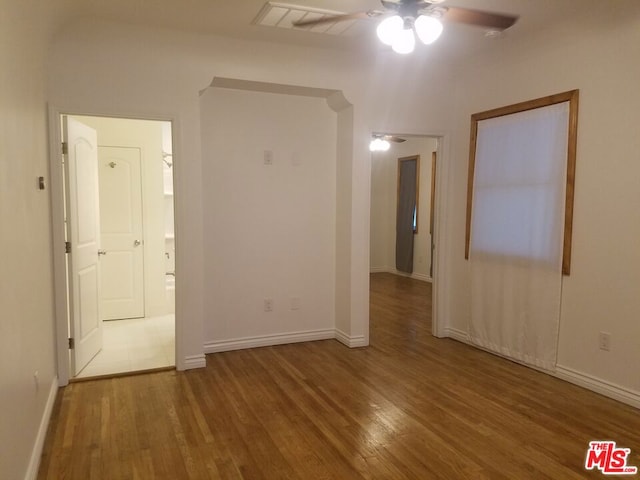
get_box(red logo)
[585,441,638,475]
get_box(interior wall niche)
[199,78,358,348]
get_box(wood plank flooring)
[38,273,640,479]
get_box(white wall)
[73,116,172,317]
[0,2,62,478]
[370,137,438,281]
[370,149,390,272]
[48,19,452,364]
[200,88,337,348]
[445,4,640,401]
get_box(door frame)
[48,105,181,385]
[368,131,452,339]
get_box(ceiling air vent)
[253,2,364,36]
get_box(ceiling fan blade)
[293,11,375,28]
[443,7,518,31]
[384,135,406,143]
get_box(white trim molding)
[204,329,335,354]
[445,327,640,409]
[183,354,206,370]
[554,365,640,410]
[444,327,470,343]
[369,268,432,283]
[25,377,58,480]
[335,329,368,348]
[409,272,432,283]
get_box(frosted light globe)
[392,27,416,54]
[414,15,443,45]
[376,15,403,46]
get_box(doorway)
[370,135,439,280]
[369,134,440,332]
[60,115,176,379]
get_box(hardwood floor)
[38,273,639,479]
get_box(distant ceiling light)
[369,137,391,152]
[484,29,504,38]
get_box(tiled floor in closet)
[76,314,175,379]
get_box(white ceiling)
[57,0,625,61]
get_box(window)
[465,90,579,275]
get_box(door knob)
[98,250,107,256]
[134,239,141,247]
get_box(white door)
[98,146,145,320]
[64,117,103,376]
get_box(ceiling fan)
[293,0,519,54]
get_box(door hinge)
[61,142,68,155]
[68,337,75,350]
[65,241,71,254]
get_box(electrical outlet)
[263,150,273,165]
[264,298,273,312]
[598,332,611,351]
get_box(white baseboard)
[444,327,470,343]
[183,354,206,370]
[445,327,640,409]
[335,329,368,348]
[370,268,432,283]
[410,272,432,283]
[25,377,58,480]
[554,365,640,409]
[204,328,335,354]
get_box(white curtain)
[469,102,569,371]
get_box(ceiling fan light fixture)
[391,25,415,54]
[414,15,443,45]
[376,15,403,46]
[369,137,391,152]
[289,1,518,55]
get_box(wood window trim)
[397,155,420,234]
[465,89,579,275]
